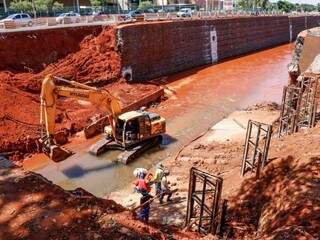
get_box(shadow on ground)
[226,155,320,239]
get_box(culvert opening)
[122,67,133,81]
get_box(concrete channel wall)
[118,15,320,81]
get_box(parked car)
[0,13,33,27]
[92,11,106,21]
[125,10,144,19]
[177,8,192,17]
[56,12,81,24]
[145,8,155,13]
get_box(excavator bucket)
[49,145,73,162]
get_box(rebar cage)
[241,120,272,177]
[185,167,223,234]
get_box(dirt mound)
[0,167,201,239]
[0,26,121,92]
[0,81,101,158]
[0,83,41,154]
[0,26,103,72]
[227,126,320,239]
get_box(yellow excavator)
[40,74,166,163]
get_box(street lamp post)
[3,0,7,13]
[76,0,80,13]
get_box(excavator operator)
[126,120,138,141]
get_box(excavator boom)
[40,74,121,161]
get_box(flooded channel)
[23,44,294,197]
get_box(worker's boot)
[159,193,164,204]
[167,192,173,202]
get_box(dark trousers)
[138,207,150,223]
[159,189,172,203]
[155,182,161,195]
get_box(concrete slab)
[203,110,279,143]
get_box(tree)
[236,0,271,11]
[34,0,49,12]
[52,1,63,12]
[90,0,106,7]
[318,3,320,12]
[33,0,63,15]
[138,1,153,11]
[9,0,33,13]
[277,0,295,13]
[300,4,316,12]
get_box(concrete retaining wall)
[117,21,214,81]
[214,16,289,60]
[118,16,293,81]
[306,15,320,29]
[289,16,307,41]
[289,15,320,41]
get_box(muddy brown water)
[23,44,293,197]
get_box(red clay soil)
[0,26,121,93]
[0,26,103,72]
[0,167,201,240]
[227,125,320,239]
[163,107,319,239]
[0,26,162,159]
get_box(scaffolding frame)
[296,75,318,129]
[185,167,223,235]
[278,85,302,137]
[279,75,319,137]
[241,120,272,177]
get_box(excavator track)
[88,138,116,156]
[117,136,162,164]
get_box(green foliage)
[33,0,63,13]
[90,0,106,7]
[9,0,33,13]
[9,0,63,14]
[236,0,270,10]
[318,3,320,12]
[138,1,153,11]
[52,1,63,11]
[277,0,295,13]
[34,0,50,12]
[299,4,316,12]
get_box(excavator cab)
[93,109,165,163]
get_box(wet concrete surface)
[23,43,293,197]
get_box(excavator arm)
[40,74,121,161]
